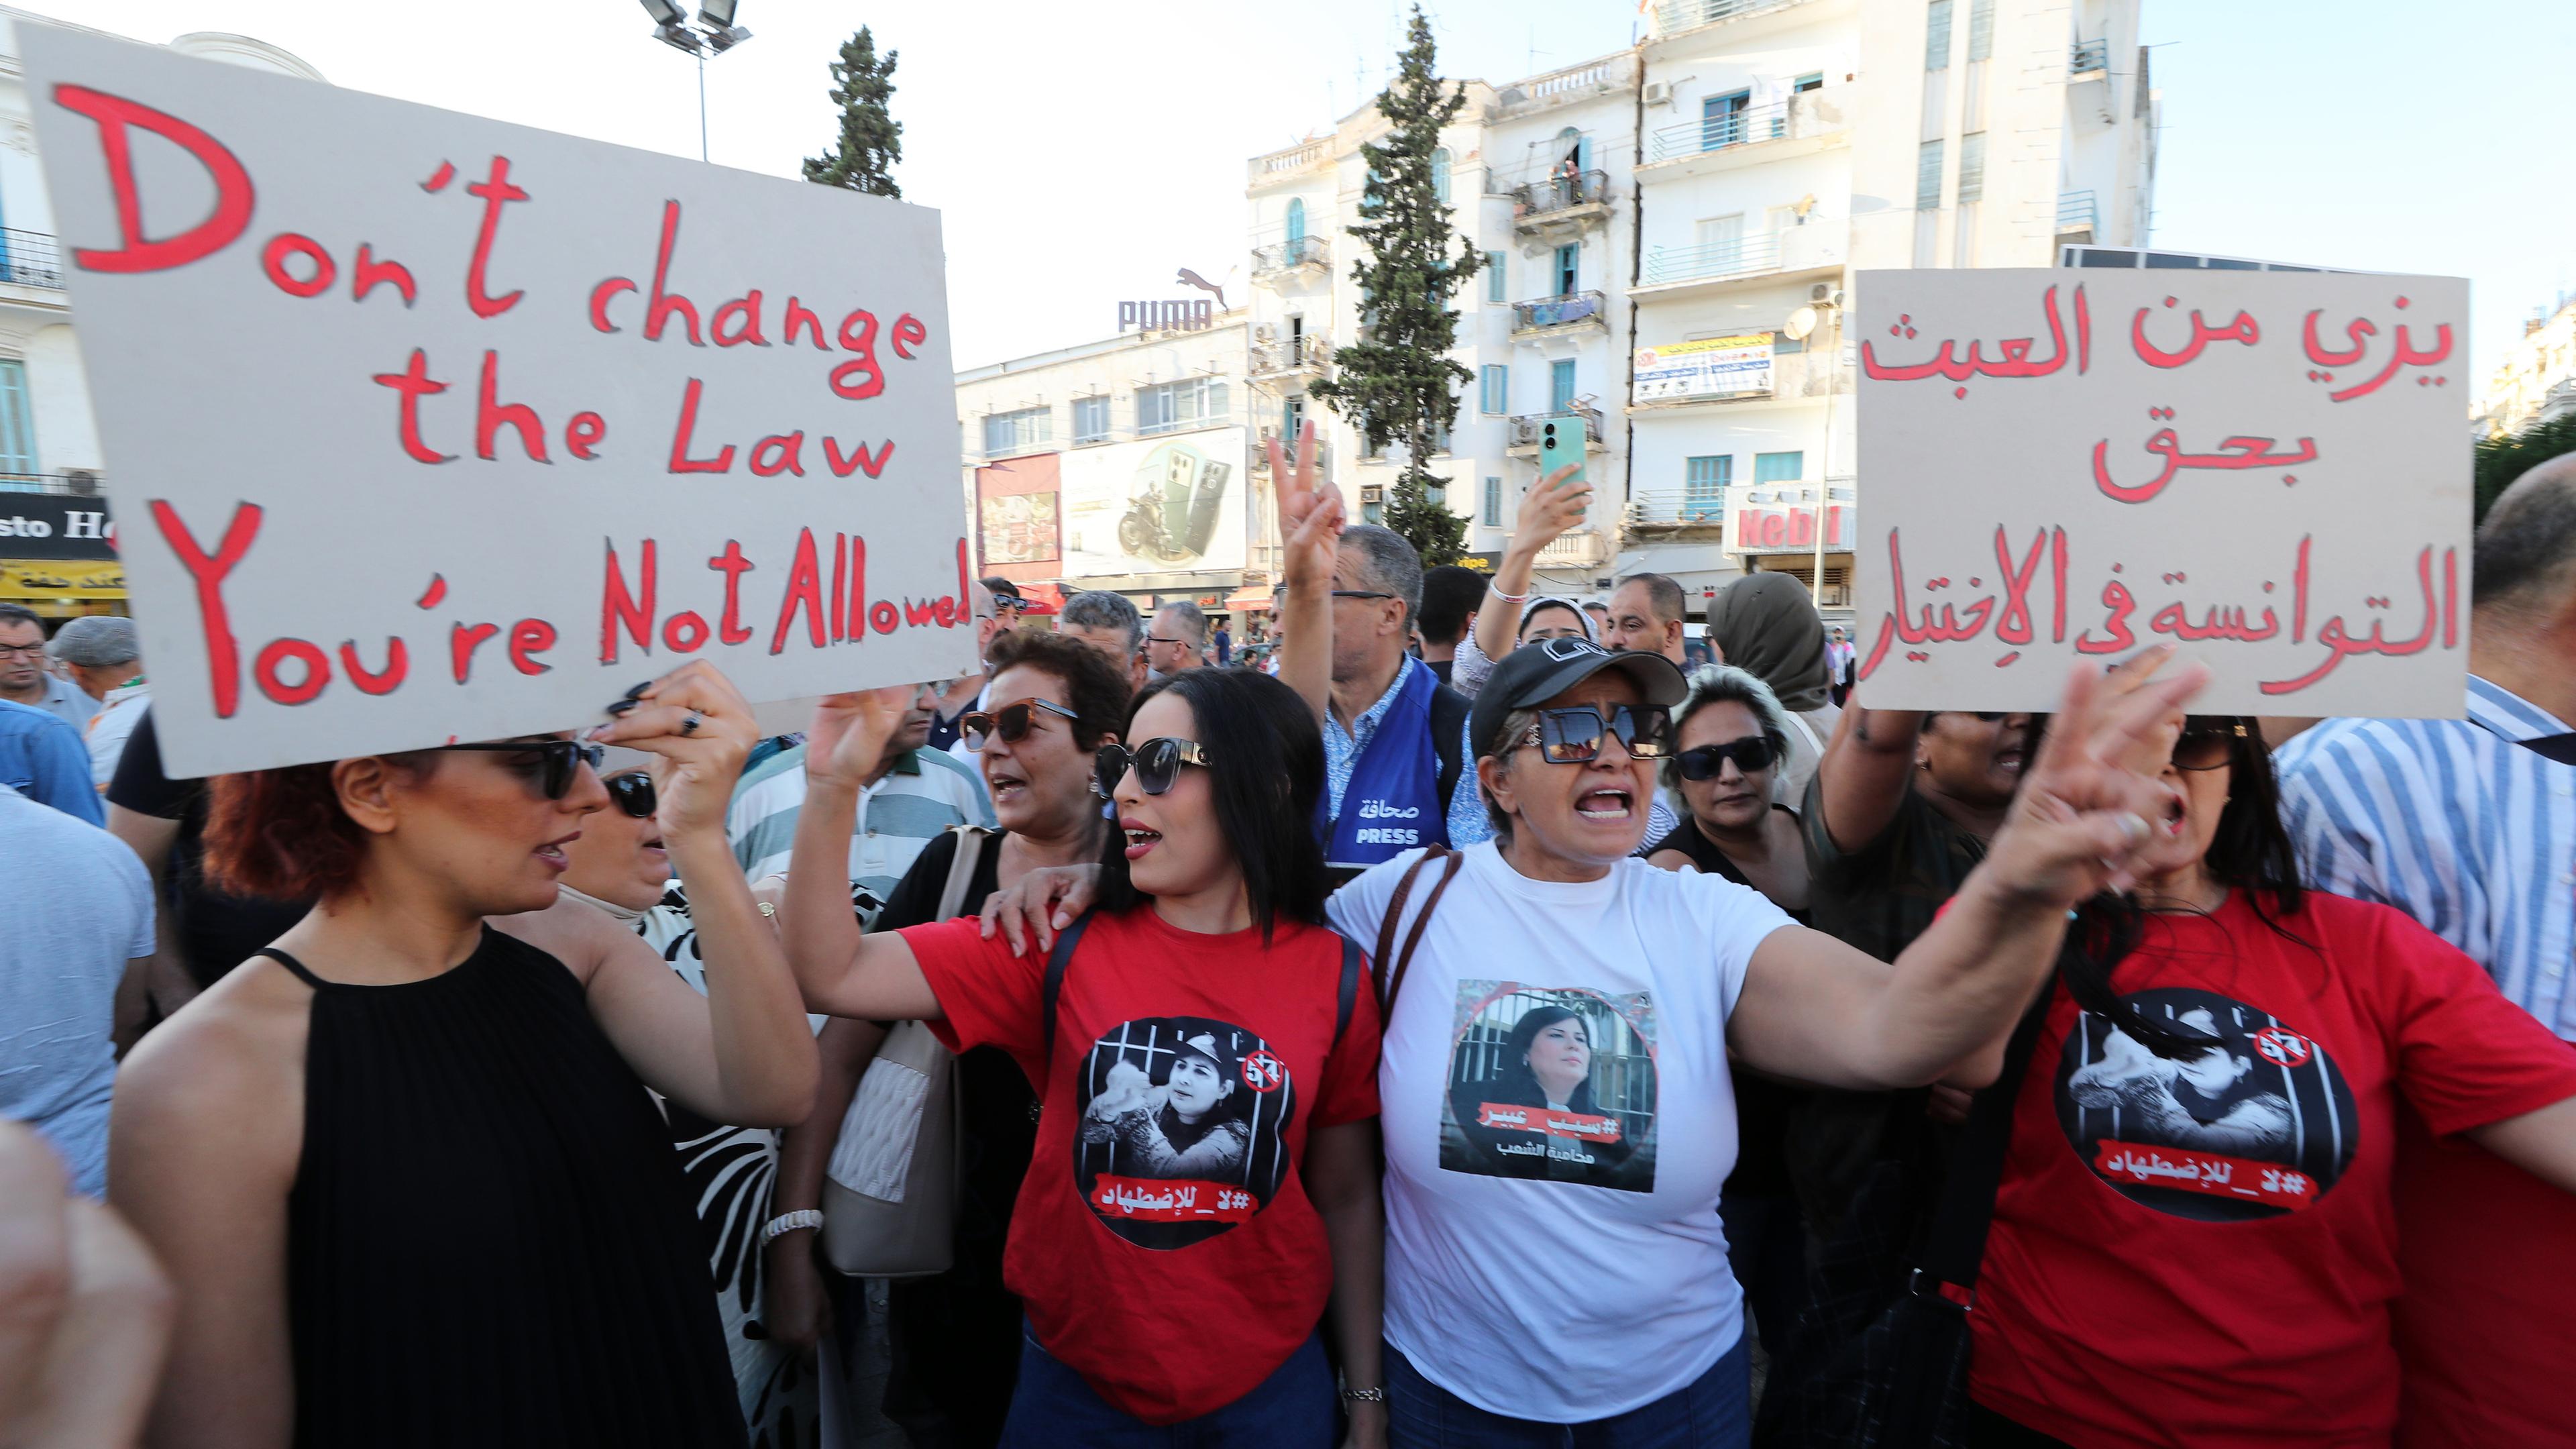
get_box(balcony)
[1510,169,1613,236]
[2071,37,2110,78]
[1643,89,1851,172]
[1490,54,1635,118]
[1506,407,1608,455]
[1511,290,1608,338]
[1636,219,1845,295]
[1623,490,1729,532]
[1651,0,1797,38]
[2056,190,2099,239]
[1252,235,1330,286]
[0,231,65,292]
[1251,427,1332,477]
[1250,333,1332,380]
[0,470,103,496]
[1248,139,1331,187]
[1534,527,1607,570]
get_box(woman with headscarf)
[1705,572,1839,808]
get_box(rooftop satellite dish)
[1784,306,1819,341]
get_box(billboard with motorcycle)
[1060,427,1249,577]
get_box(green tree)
[2476,413,2576,523]
[1309,4,1480,566]
[802,27,902,199]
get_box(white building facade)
[2478,292,2576,439]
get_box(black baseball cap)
[1469,637,1688,759]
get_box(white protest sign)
[28,25,975,777]
[1853,268,2469,717]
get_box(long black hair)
[2059,715,2313,1058]
[1495,1004,1601,1112]
[1092,669,1330,941]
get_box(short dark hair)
[1417,566,1488,647]
[985,627,1134,751]
[2474,455,2576,614]
[0,602,42,634]
[1615,572,1686,627]
[1060,590,1142,652]
[979,575,1017,597]
[1093,669,1328,942]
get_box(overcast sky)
[40,0,2576,387]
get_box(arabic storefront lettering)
[1633,334,1775,402]
[0,559,127,598]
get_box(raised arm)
[1472,464,1590,661]
[576,662,819,1126]
[1269,423,1340,723]
[775,690,947,1022]
[1810,692,1929,855]
[1731,656,2203,1088]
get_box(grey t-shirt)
[0,784,154,1195]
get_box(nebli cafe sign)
[28,25,976,775]
[1727,487,1851,555]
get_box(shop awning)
[1222,584,1275,612]
[1012,581,1065,616]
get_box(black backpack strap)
[1428,682,1470,827]
[1038,912,1095,1078]
[1913,989,2055,1304]
[1332,935,1362,1053]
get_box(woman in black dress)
[108,661,818,1448]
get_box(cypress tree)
[802,27,902,199]
[1309,4,1479,566]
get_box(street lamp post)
[638,0,753,164]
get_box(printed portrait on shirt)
[2055,986,2358,1222]
[1074,1016,1294,1249]
[1440,982,1659,1193]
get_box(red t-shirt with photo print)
[901,906,1381,1425]
[1968,890,2576,1449]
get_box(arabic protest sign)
[1633,335,1774,402]
[28,25,972,776]
[1854,268,2469,716]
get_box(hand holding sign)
[588,661,756,842]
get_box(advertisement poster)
[1060,428,1248,576]
[1633,334,1775,402]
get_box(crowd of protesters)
[6,433,2576,1449]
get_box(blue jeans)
[998,1326,1335,1448]
[1386,1334,1750,1448]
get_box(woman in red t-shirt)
[1955,717,2576,1449]
[776,667,1387,1448]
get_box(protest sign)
[1853,268,2469,716]
[27,25,974,776]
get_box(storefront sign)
[1634,334,1774,402]
[1118,299,1213,333]
[0,559,125,598]
[0,495,116,559]
[1854,268,2469,716]
[1723,486,1852,554]
[31,25,972,775]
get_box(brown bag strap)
[1372,846,1464,1013]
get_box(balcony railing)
[2056,190,2099,234]
[981,437,1056,461]
[1646,90,1845,164]
[1641,219,1845,287]
[0,470,105,495]
[1250,334,1332,377]
[1511,169,1611,223]
[1625,490,1729,526]
[0,231,65,290]
[2071,37,2110,75]
[1252,235,1330,278]
[1252,427,1331,476]
[1511,290,1607,334]
[1507,407,1607,450]
[1535,527,1606,569]
[1652,0,1796,36]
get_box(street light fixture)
[636,0,753,162]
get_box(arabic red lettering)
[2074,579,2137,655]
[1859,285,2085,390]
[2261,546,2445,695]
[2129,305,2260,370]
[1992,527,2049,645]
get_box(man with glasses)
[1144,601,1208,680]
[0,604,96,732]
[1291,524,1489,875]
[727,678,994,928]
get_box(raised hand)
[804,685,920,791]
[1514,462,1591,551]
[1980,652,2207,910]
[589,659,757,842]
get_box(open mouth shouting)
[641,831,668,865]
[987,767,1030,808]
[1121,818,1163,861]
[1574,786,1634,823]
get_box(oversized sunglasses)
[1094,737,1213,798]
[962,696,1080,751]
[1517,704,1672,764]
[2174,718,2249,771]
[1674,735,1778,781]
[604,771,657,819]
[437,739,604,800]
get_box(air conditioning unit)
[1642,80,1672,106]
[1809,283,1847,307]
[1360,484,1386,504]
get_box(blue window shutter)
[1550,360,1576,411]
[1754,450,1805,484]
[0,362,34,474]
[1432,148,1453,204]
[1286,198,1306,248]
[1485,251,1507,303]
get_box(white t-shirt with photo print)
[1326,840,1797,1422]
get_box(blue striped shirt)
[2274,676,2576,1042]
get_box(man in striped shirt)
[2274,457,2576,1448]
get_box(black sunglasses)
[2174,718,2249,771]
[437,739,604,800]
[963,696,1079,751]
[1517,704,1672,763]
[1674,735,1778,781]
[1094,737,1213,798]
[604,771,657,818]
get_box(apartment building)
[2478,292,2576,439]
